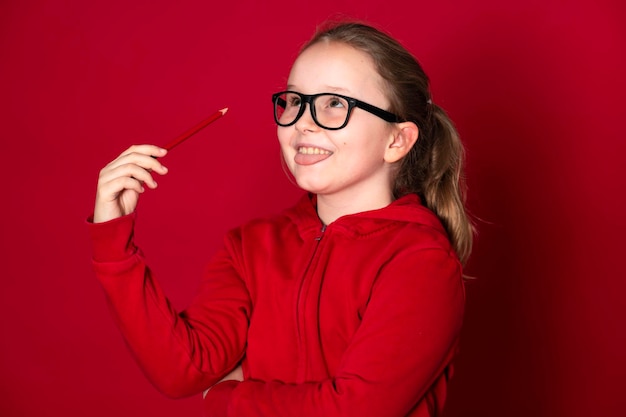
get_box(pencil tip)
[220,107,228,115]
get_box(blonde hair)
[302,21,474,264]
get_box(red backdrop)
[1,1,624,416]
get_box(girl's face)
[278,41,396,203]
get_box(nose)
[294,103,319,133]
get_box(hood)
[284,193,448,241]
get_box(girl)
[90,21,473,417]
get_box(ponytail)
[392,101,473,264]
[420,104,473,264]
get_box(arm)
[203,248,464,417]
[90,217,251,398]
[89,145,250,397]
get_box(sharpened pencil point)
[220,108,228,115]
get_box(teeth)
[298,147,331,155]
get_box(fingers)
[99,162,163,190]
[100,145,169,187]
[120,144,168,159]
[107,145,169,174]
[97,170,148,199]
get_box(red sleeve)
[203,248,464,417]
[88,214,251,398]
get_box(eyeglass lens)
[275,92,350,129]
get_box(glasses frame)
[272,90,404,130]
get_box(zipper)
[295,223,327,381]
[315,224,327,241]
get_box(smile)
[297,146,332,155]
[294,146,333,166]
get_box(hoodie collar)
[285,193,446,240]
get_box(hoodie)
[89,193,465,417]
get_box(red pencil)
[162,107,228,151]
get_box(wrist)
[203,380,239,416]
[88,212,138,262]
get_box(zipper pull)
[315,224,327,241]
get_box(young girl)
[90,21,473,417]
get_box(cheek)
[277,127,291,149]
[277,128,296,169]
[341,123,389,156]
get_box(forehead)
[288,41,385,100]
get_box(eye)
[286,93,302,108]
[328,96,345,108]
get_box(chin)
[294,178,328,195]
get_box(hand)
[203,365,244,398]
[93,145,168,223]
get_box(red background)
[1,1,624,416]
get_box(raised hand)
[93,145,168,223]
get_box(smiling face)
[278,41,398,213]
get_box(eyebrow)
[286,85,352,94]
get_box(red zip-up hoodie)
[89,193,464,417]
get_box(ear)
[384,122,419,163]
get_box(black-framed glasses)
[272,91,404,130]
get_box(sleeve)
[203,248,465,417]
[88,213,251,398]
